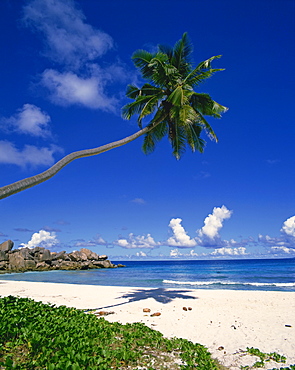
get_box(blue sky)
[0,0,294,260]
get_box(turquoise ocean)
[0,258,295,292]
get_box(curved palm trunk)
[0,126,151,200]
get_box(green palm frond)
[195,55,222,71]
[122,96,152,120]
[122,95,161,126]
[175,106,206,153]
[183,55,223,87]
[212,100,229,115]
[148,52,169,67]
[122,33,228,159]
[170,122,187,159]
[158,44,173,61]
[150,106,169,126]
[185,67,225,87]
[171,33,193,74]
[190,124,206,152]
[167,105,192,159]
[142,130,156,154]
[178,104,199,127]
[191,93,228,118]
[138,95,162,126]
[171,105,205,153]
[148,56,180,88]
[140,84,163,96]
[125,85,141,99]
[196,112,218,141]
[142,121,168,154]
[132,50,155,80]
[126,84,163,100]
[167,86,185,106]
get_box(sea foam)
[163,280,295,287]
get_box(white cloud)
[270,246,295,254]
[258,215,295,253]
[169,248,199,258]
[170,248,182,257]
[281,216,295,237]
[198,205,233,239]
[20,229,58,249]
[0,141,62,167]
[22,0,129,112]
[135,251,147,257]
[22,0,113,68]
[211,247,247,256]
[115,233,160,249]
[165,207,236,251]
[167,218,197,247]
[94,236,108,245]
[1,104,51,137]
[116,239,129,248]
[41,69,117,111]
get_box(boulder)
[0,261,9,270]
[17,248,34,260]
[24,260,36,269]
[30,247,45,259]
[31,246,43,254]
[92,260,114,268]
[80,248,99,260]
[58,261,80,270]
[9,252,26,270]
[80,261,91,269]
[51,260,60,267]
[0,250,9,261]
[0,240,122,272]
[52,251,67,260]
[39,249,52,263]
[68,250,88,262]
[35,262,50,270]
[0,240,14,252]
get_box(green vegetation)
[0,295,222,369]
[240,347,294,370]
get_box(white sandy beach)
[0,280,294,369]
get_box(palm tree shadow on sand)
[95,288,198,310]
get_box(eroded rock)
[0,240,14,252]
[0,241,122,273]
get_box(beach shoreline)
[1,280,294,369]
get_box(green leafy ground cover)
[241,347,294,370]
[0,295,222,370]
[242,347,286,368]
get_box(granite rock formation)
[0,240,124,273]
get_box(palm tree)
[0,33,227,200]
[122,32,228,159]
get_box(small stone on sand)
[151,312,161,317]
